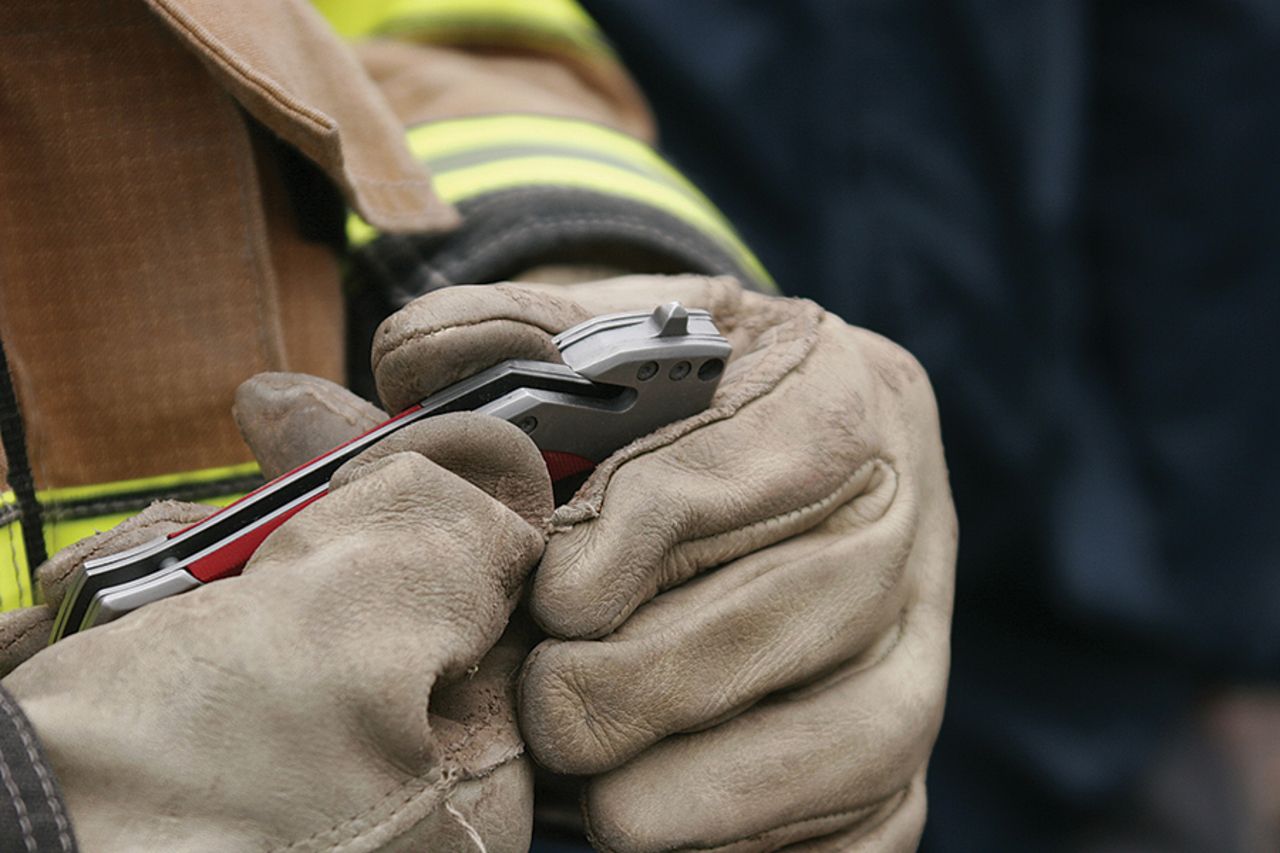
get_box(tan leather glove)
[1,375,552,852]
[371,276,957,852]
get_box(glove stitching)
[34,504,213,605]
[268,745,526,853]
[583,783,909,853]
[0,616,48,658]
[0,689,72,851]
[372,315,566,376]
[592,455,893,637]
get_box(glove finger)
[0,499,214,673]
[10,452,546,850]
[0,605,54,675]
[332,412,553,528]
[532,312,902,639]
[579,593,949,853]
[370,276,747,414]
[37,500,214,613]
[780,770,926,853]
[520,457,912,774]
[234,372,387,480]
[505,275,745,327]
[372,284,591,413]
[237,450,545,736]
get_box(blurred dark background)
[581,1,1280,850]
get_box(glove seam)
[0,618,48,659]
[582,783,910,853]
[267,746,525,853]
[589,454,894,638]
[669,456,895,574]
[372,315,565,376]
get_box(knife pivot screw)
[669,361,692,381]
[517,416,538,434]
[637,361,659,381]
[698,358,725,381]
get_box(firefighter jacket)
[0,0,768,612]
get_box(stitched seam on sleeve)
[145,2,332,133]
[0,742,37,852]
[0,691,72,851]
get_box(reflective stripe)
[311,0,609,56]
[349,115,776,291]
[0,463,261,612]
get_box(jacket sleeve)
[309,0,774,299]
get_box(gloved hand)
[370,275,957,852]
[0,375,553,852]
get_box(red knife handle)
[180,450,595,585]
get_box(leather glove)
[370,275,957,852]
[1,374,553,852]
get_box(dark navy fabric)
[0,683,77,852]
[580,1,1280,850]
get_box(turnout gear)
[0,0,760,606]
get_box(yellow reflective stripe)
[348,116,775,290]
[0,501,35,609]
[0,463,260,613]
[312,0,606,55]
[7,462,261,507]
[404,115,701,199]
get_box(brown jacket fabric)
[0,0,646,497]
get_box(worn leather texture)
[369,275,958,852]
[1,380,553,852]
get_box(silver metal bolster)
[80,568,202,633]
[522,302,732,459]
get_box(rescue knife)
[50,303,730,642]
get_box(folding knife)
[51,302,730,642]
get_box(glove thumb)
[233,373,387,479]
